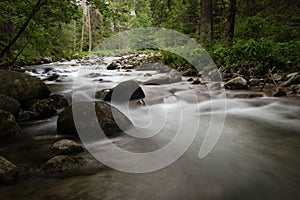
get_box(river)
[0,57,300,199]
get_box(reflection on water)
[1,58,300,199]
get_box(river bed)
[0,57,300,199]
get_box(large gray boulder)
[0,109,21,137]
[0,69,51,105]
[143,69,182,85]
[0,156,18,185]
[0,94,20,117]
[57,101,132,137]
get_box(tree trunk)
[200,0,213,42]
[80,0,86,53]
[87,6,92,52]
[0,0,47,59]
[226,0,236,42]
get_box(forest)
[0,0,299,75]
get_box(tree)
[200,0,213,42]
[226,0,236,42]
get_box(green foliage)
[208,39,300,75]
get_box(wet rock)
[0,156,18,185]
[50,139,84,156]
[249,78,261,86]
[50,94,69,109]
[42,155,103,177]
[0,94,20,117]
[0,109,21,137]
[29,98,57,118]
[272,87,287,97]
[143,69,182,85]
[0,69,51,105]
[224,77,248,90]
[273,73,283,82]
[43,74,59,81]
[281,73,300,87]
[187,78,193,82]
[97,80,145,102]
[17,110,39,122]
[192,78,201,85]
[57,101,132,137]
[181,68,198,76]
[107,61,120,70]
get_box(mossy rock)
[0,109,21,137]
[0,69,51,105]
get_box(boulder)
[57,101,132,136]
[107,61,120,70]
[0,94,20,117]
[0,69,51,105]
[249,78,261,87]
[192,78,201,85]
[224,77,248,90]
[50,94,69,109]
[50,139,84,156]
[0,156,18,185]
[96,80,145,102]
[29,98,57,118]
[0,109,21,137]
[42,155,103,177]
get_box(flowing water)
[0,57,300,199]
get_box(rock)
[0,156,18,185]
[17,110,39,122]
[50,94,69,109]
[0,69,51,105]
[43,74,59,81]
[281,74,300,87]
[57,101,132,136]
[224,77,248,90]
[42,155,103,177]
[143,69,182,85]
[0,109,21,137]
[0,94,20,117]
[137,63,171,73]
[208,82,222,91]
[272,87,287,97]
[249,78,261,86]
[181,68,198,76]
[107,61,119,70]
[187,78,193,82]
[50,139,84,156]
[97,80,145,102]
[40,57,53,64]
[192,78,201,85]
[29,98,57,118]
[273,73,283,82]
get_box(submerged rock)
[0,109,20,137]
[0,69,51,105]
[0,94,20,117]
[224,77,248,90]
[96,80,145,102]
[50,139,84,156]
[0,156,18,185]
[57,101,132,137]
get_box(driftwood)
[260,66,277,92]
